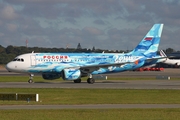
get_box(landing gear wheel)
[87,78,95,84]
[28,79,33,83]
[28,74,34,83]
[74,79,81,83]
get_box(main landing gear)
[87,78,95,84]
[73,78,95,84]
[74,79,81,83]
[28,74,34,83]
[74,78,95,84]
[73,74,95,84]
[87,74,95,84]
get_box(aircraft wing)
[67,61,137,73]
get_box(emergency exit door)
[30,55,36,66]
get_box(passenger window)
[21,59,24,62]
[17,59,20,61]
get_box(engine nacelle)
[62,68,81,80]
[42,73,61,80]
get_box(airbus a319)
[6,24,164,84]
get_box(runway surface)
[0,80,180,89]
[0,68,180,109]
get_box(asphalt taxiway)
[0,80,180,89]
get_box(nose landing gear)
[28,74,34,83]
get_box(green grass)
[1,75,180,119]
[0,109,180,120]
[1,88,180,105]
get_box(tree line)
[0,45,179,64]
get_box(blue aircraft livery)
[6,24,164,84]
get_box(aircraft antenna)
[26,39,28,48]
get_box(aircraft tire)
[74,79,81,83]
[28,79,33,83]
[87,78,95,84]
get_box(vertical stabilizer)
[160,50,167,57]
[130,24,164,57]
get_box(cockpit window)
[13,58,18,61]
[13,58,24,62]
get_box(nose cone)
[6,62,14,72]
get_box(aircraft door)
[30,55,36,66]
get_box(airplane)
[160,50,180,67]
[6,24,164,84]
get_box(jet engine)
[42,73,61,80]
[62,68,81,80]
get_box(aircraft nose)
[6,62,14,72]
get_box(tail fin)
[160,50,168,61]
[159,50,167,57]
[130,24,164,57]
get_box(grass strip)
[0,109,180,120]
[0,88,180,105]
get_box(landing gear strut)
[28,74,34,83]
[87,74,95,84]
